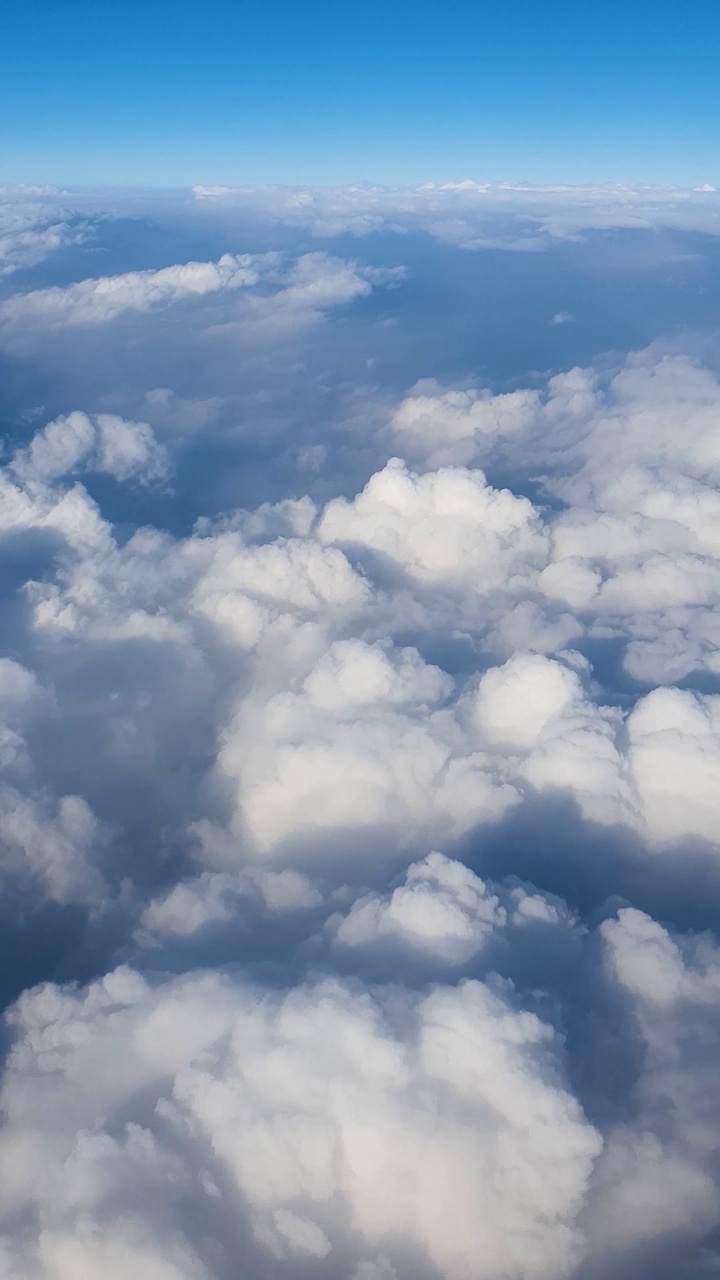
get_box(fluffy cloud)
[11,410,169,485]
[243,253,403,336]
[0,966,600,1280]
[0,250,400,334]
[1,378,718,892]
[387,354,720,686]
[216,642,511,859]
[332,851,507,962]
[139,866,322,943]
[317,458,546,591]
[627,688,720,847]
[586,909,720,1261]
[0,187,86,277]
[0,253,263,326]
[389,384,539,468]
[0,787,105,906]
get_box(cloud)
[585,908,720,1260]
[0,787,105,906]
[11,410,169,485]
[332,851,507,962]
[387,353,720,685]
[317,457,547,590]
[0,249,401,336]
[0,253,264,326]
[0,359,717,900]
[0,187,86,277]
[138,866,322,944]
[389,384,538,469]
[0,966,600,1280]
[241,254,405,336]
[627,688,720,847]
[191,181,720,250]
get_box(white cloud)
[0,188,86,277]
[0,787,105,905]
[627,688,720,847]
[475,652,583,749]
[318,458,547,591]
[389,384,538,468]
[3,369,718,876]
[333,851,506,962]
[215,633,515,859]
[0,967,600,1280]
[382,352,720,686]
[191,181,720,250]
[0,249,401,337]
[242,253,402,335]
[11,410,168,485]
[139,866,322,942]
[585,909,720,1259]
[0,252,263,327]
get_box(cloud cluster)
[6,890,720,1278]
[0,345,718,918]
[390,353,720,684]
[1,209,720,1279]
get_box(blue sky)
[2,0,719,186]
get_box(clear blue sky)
[1,0,719,187]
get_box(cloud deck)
[0,185,719,1279]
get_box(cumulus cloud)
[1,368,717,895]
[585,908,720,1261]
[387,353,720,686]
[317,457,547,591]
[242,253,404,336]
[11,410,169,485]
[0,249,401,334]
[0,253,264,326]
[389,383,538,468]
[139,866,322,943]
[0,966,601,1280]
[332,851,507,962]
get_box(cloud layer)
[0,196,720,1279]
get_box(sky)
[2,0,720,185]
[3,4,720,1279]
